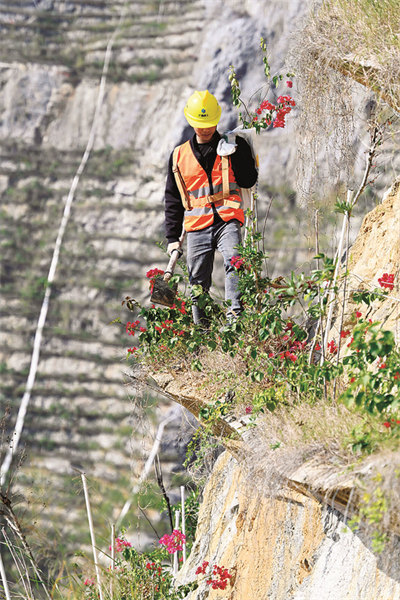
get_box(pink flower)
[245,406,253,414]
[110,537,132,553]
[159,530,186,554]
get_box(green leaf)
[251,370,264,382]
[191,358,203,372]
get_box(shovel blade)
[150,278,178,307]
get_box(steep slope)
[1,0,396,574]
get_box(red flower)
[355,311,362,319]
[230,255,245,269]
[284,350,297,362]
[260,100,275,111]
[379,362,387,369]
[273,117,285,128]
[378,273,395,291]
[286,80,293,88]
[350,377,356,383]
[196,561,209,575]
[340,330,350,338]
[146,268,164,279]
[126,320,140,335]
[383,422,391,428]
[327,339,338,354]
[245,406,253,414]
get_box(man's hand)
[167,241,181,256]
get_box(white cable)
[115,413,177,530]
[0,1,129,487]
[0,548,11,600]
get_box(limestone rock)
[332,179,400,342]
[177,452,400,600]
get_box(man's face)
[194,126,217,143]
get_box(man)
[164,90,258,325]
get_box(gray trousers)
[186,218,242,325]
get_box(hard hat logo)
[184,90,221,128]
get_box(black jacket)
[164,131,258,242]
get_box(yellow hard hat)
[184,90,222,128]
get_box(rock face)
[177,451,400,600]
[331,178,400,343]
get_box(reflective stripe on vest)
[172,140,244,232]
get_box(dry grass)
[290,0,400,200]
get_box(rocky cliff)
[0,0,398,581]
[177,450,400,600]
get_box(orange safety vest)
[172,140,244,232]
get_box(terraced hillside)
[0,0,205,87]
[0,0,218,568]
[0,138,188,558]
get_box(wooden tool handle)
[164,249,181,281]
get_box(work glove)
[167,241,182,257]
[217,135,237,157]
